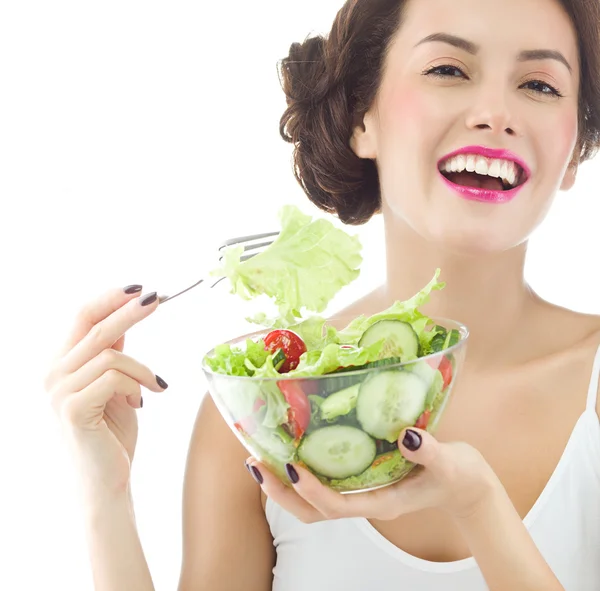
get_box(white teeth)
[475,157,488,175]
[439,154,523,188]
[488,159,502,178]
[507,166,516,186]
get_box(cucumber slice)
[297,425,376,479]
[314,374,365,397]
[445,329,460,348]
[359,320,419,360]
[332,356,404,373]
[430,332,447,353]
[320,383,361,421]
[356,369,428,442]
[272,348,286,371]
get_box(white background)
[1,1,599,590]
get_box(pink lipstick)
[437,145,530,204]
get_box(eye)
[423,65,468,80]
[520,80,564,98]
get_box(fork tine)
[218,231,279,250]
[159,236,277,305]
[217,243,273,264]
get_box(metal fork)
[157,231,280,305]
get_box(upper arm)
[178,394,276,591]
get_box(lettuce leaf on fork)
[204,203,448,380]
[209,205,363,328]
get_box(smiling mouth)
[438,154,527,192]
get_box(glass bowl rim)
[201,316,469,382]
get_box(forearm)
[81,487,155,591]
[453,484,563,591]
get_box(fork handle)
[158,278,206,305]
[158,276,227,305]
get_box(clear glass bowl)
[201,317,468,494]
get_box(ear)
[560,158,578,191]
[349,111,378,160]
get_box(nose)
[464,86,520,138]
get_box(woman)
[44,0,600,589]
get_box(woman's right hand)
[44,286,169,499]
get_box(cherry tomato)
[277,380,311,439]
[414,410,431,430]
[426,355,453,389]
[264,330,307,373]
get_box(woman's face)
[351,0,580,254]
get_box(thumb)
[398,428,447,472]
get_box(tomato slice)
[277,380,311,439]
[426,355,453,390]
[414,410,431,430]
[264,330,307,373]
[438,356,452,389]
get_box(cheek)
[541,110,578,168]
[383,85,440,135]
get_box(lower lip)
[438,170,526,204]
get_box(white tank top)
[266,344,600,591]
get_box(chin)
[420,217,526,256]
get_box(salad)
[202,206,465,492]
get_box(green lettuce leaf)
[203,338,270,377]
[252,339,385,379]
[259,382,291,429]
[286,315,340,351]
[209,205,363,327]
[337,269,445,348]
[211,378,263,422]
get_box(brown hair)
[278,0,600,225]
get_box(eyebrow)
[414,33,572,73]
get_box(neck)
[377,212,540,367]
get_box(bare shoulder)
[540,304,600,413]
[179,393,275,590]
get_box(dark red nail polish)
[249,465,263,485]
[402,429,422,451]
[285,463,299,484]
[140,292,158,306]
[140,396,144,408]
[155,375,169,389]
[123,284,143,294]
[244,461,263,485]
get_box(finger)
[58,290,159,376]
[281,461,403,520]
[398,428,444,470]
[56,286,144,359]
[53,348,167,408]
[245,459,324,524]
[112,334,126,353]
[60,370,142,427]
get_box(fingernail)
[245,462,263,485]
[402,429,422,451]
[123,284,143,294]
[155,375,169,389]
[140,292,158,306]
[285,463,299,484]
[140,396,144,408]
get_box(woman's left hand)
[245,427,501,523]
